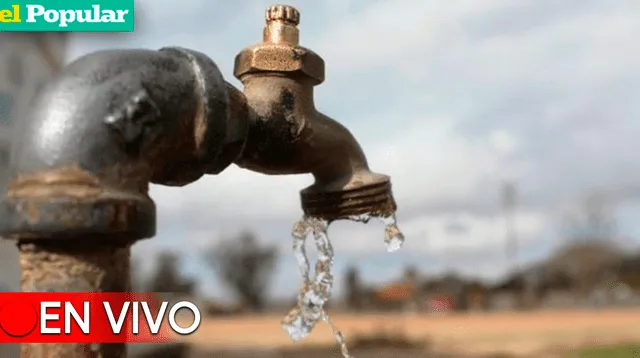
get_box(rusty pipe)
[0,47,249,238]
[0,47,248,357]
[232,5,397,221]
[2,47,248,238]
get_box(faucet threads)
[266,4,300,26]
[301,181,397,221]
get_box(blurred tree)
[547,241,622,296]
[555,191,621,296]
[147,252,196,295]
[404,265,419,283]
[206,232,278,312]
[563,191,616,242]
[345,265,363,311]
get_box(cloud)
[61,0,640,295]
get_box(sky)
[66,0,640,300]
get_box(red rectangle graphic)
[0,292,200,343]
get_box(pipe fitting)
[234,4,325,85]
[0,47,248,242]
[233,5,397,221]
[0,46,251,358]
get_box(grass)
[567,344,640,358]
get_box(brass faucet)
[0,5,398,357]
[231,5,396,220]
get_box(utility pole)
[502,181,528,308]
[502,182,517,274]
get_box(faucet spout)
[233,5,397,221]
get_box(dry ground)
[175,309,640,357]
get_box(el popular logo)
[0,0,134,32]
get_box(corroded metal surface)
[19,241,130,358]
[2,164,154,241]
[21,342,125,358]
[19,242,130,292]
[0,36,244,358]
[301,181,397,221]
[0,46,245,239]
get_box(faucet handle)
[235,4,324,84]
[262,4,301,46]
[265,4,300,26]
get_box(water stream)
[281,213,405,357]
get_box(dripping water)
[381,214,405,252]
[350,213,405,252]
[282,213,405,357]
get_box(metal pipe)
[0,47,246,357]
[19,241,130,357]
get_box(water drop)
[283,217,338,345]
[281,306,314,342]
[380,214,404,252]
[284,211,405,357]
[348,213,371,223]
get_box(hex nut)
[233,44,325,84]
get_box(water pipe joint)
[0,46,248,242]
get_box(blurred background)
[1,0,640,357]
